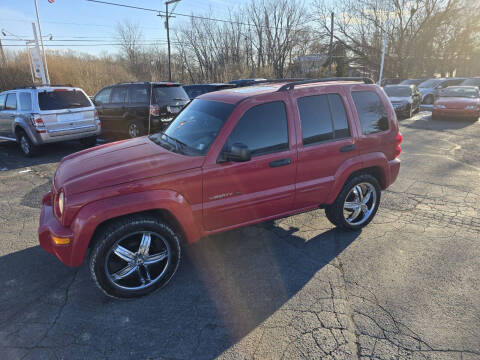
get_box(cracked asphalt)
[0,112,479,360]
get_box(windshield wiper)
[161,132,188,153]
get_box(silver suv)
[0,85,101,156]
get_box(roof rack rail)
[277,77,374,91]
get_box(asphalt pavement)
[0,112,479,360]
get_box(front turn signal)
[51,235,71,245]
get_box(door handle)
[340,144,356,153]
[269,158,291,168]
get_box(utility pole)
[34,0,50,84]
[378,8,392,86]
[328,12,334,76]
[164,0,180,82]
[0,38,6,66]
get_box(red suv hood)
[54,137,204,195]
[435,97,479,109]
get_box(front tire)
[89,215,181,299]
[325,174,381,230]
[127,122,143,138]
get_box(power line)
[85,0,312,30]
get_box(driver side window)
[225,101,289,157]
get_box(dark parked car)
[399,78,429,86]
[384,85,421,118]
[380,78,403,87]
[183,83,235,100]
[93,82,190,138]
[39,77,402,298]
[461,78,480,88]
[228,78,268,87]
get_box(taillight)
[94,109,101,126]
[394,132,403,158]
[31,114,46,133]
[150,104,160,117]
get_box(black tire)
[127,122,144,138]
[324,174,381,231]
[80,136,97,147]
[17,130,38,157]
[89,215,181,299]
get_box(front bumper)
[432,108,480,118]
[38,192,77,267]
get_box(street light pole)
[34,0,50,84]
[165,0,180,82]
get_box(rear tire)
[127,122,143,138]
[89,215,181,299]
[17,130,38,157]
[325,174,381,231]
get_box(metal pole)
[34,0,50,84]
[329,12,334,76]
[378,14,390,85]
[166,2,171,82]
[32,22,47,84]
[0,38,6,66]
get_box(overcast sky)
[1,0,306,56]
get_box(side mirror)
[227,143,251,162]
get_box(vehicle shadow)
[0,222,360,359]
[0,140,88,171]
[403,113,478,131]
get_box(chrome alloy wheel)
[128,123,138,138]
[105,231,171,291]
[343,183,377,226]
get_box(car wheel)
[127,122,143,138]
[17,130,38,157]
[325,174,381,230]
[89,215,181,299]
[80,136,97,147]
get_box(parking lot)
[0,111,479,359]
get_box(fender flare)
[325,153,389,204]
[68,189,204,267]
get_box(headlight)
[56,190,64,217]
[465,105,478,110]
[435,104,446,109]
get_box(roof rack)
[277,77,374,91]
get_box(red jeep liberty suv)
[39,78,402,298]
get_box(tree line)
[1,0,479,93]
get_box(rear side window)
[352,91,388,135]
[0,94,6,110]
[19,93,32,111]
[110,86,127,104]
[226,101,288,157]
[95,87,112,104]
[5,93,17,110]
[38,90,91,110]
[297,93,350,146]
[128,85,149,103]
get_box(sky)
[0,0,262,56]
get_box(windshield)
[438,87,479,98]
[418,79,442,89]
[149,99,234,156]
[385,87,412,97]
[461,78,480,87]
[38,90,91,110]
[153,86,189,105]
